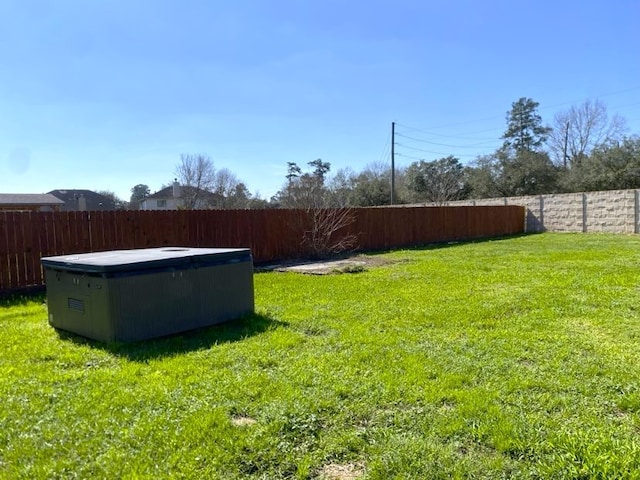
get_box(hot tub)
[41,247,254,342]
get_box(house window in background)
[157,199,166,208]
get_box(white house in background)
[140,181,217,210]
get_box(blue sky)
[1,0,639,201]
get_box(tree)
[502,97,551,153]
[96,190,128,210]
[275,159,331,208]
[274,159,358,257]
[499,150,559,196]
[246,192,271,209]
[308,158,331,182]
[562,136,640,191]
[465,150,560,198]
[210,168,242,208]
[223,183,255,209]
[464,155,503,199]
[129,184,150,208]
[326,167,356,207]
[348,162,401,207]
[286,162,302,184]
[175,153,216,209]
[130,184,150,203]
[405,156,467,204]
[549,99,627,168]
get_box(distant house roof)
[146,186,178,200]
[0,193,64,207]
[48,189,116,211]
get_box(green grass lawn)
[2,233,640,479]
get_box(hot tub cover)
[41,247,252,274]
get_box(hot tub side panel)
[195,260,255,329]
[44,268,116,342]
[108,268,200,342]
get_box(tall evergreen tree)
[502,97,551,153]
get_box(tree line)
[105,96,638,210]
[274,97,638,208]
[108,155,271,210]
[460,97,637,202]
[301,98,638,207]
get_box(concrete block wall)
[445,189,640,233]
[583,190,637,234]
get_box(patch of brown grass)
[231,415,257,427]
[317,462,365,480]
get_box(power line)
[377,131,391,166]
[395,132,498,148]
[395,121,507,140]
[396,86,640,133]
[395,120,503,136]
[395,152,425,161]
[394,125,498,140]
[609,100,640,111]
[394,152,478,162]
[393,127,500,163]
[391,87,640,165]
[395,142,456,156]
[541,87,640,112]
[394,149,477,161]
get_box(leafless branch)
[301,207,358,258]
[175,153,216,209]
[550,100,627,167]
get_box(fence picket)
[5,212,20,289]
[24,211,42,286]
[0,212,10,290]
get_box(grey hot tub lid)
[41,247,252,274]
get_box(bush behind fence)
[0,206,524,293]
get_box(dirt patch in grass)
[258,255,394,275]
[317,462,366,480]
[231,415,257,427]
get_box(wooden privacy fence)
[0,205,524,293]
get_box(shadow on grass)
[359,232,536,257]
[56,312,287,361]
[0,291,46,307]
[253,233,537,272]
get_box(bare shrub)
[301,207,358,259]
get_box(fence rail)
[0,206,524,293]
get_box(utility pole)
[391,121,395,205]
[563,121,569,169]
